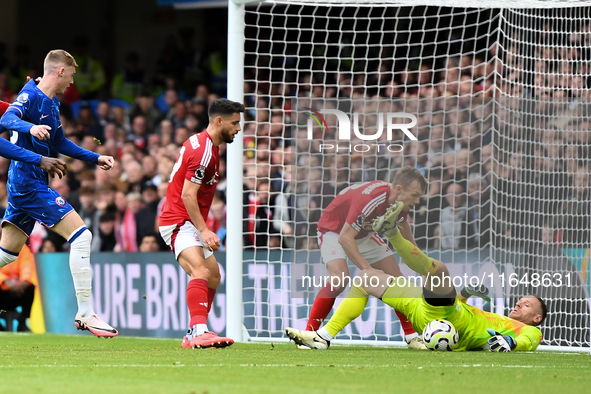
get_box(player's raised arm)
[458,283,491,303]
[51,126,100,164]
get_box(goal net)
[233,0,591,350]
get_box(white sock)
[317,327,333,341]
[186,324,210,340]
[68,226,94,318]
[0,247,19,269]
[405,332,420,343]
[193,324,209,336]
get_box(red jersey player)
[305,167,429,348]
[159,98,244,349]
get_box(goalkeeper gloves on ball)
[487,329,517,352]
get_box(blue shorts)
[2,186,74,236]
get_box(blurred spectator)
[210,200,227,251]
[0,243,36,332]
[272,166,294,248]
[76,101,98,136]
[439,182,468,249]
[244,179,280,249]
[142,155,160,185]
[155,154,175,187]
[91,213,117,252]
[158,119,175,145]
[118,192,142,252]
[154,182,168,239]
[76,169,96,190]
[163,88,181,116]
[174,126,192,146]
[40,238,59,253]
[112,52,145,104]
[466,174,491,248]
[129,90,164,133]
[91,100,111,141]
[139,233,160,253]
[168,100,189,129]
[136,181,160,246]
[96,183,118,215]
[191,97,208,125]
[70,36,106,99]
[480,143,493,179]
[185,113,201,134]
[78,185,99,235]
[111,105,130,133]
[128,115,149,151]
[124,160,146,194]
[556,166,590,248]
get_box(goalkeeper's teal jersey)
[445,301,543,351]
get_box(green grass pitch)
[1,333,590,394]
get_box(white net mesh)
[240,1,591,347]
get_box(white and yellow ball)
[421,319,459,351]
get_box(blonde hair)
[392,166,428,192]
[44,50,78,73]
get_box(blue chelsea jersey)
[0,80,99,192]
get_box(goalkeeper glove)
[487,329,517,352]
[460,283,491,302]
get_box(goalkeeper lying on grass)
[286,201,546,352]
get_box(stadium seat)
[107,98,131,111]
[70,99,100,120]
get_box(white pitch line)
[0,364,587,369]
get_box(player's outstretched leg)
[190,331,234,349]
[285,328,330,350]
[67,225,118,338]
[374,208,439,278]
[371,201,404,237]
[286,285,370,349]
[75,314,118,338]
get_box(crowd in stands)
[0,21,589,254]
[242,22,591,252]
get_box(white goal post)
[227,0,591,352]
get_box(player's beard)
[222,129,235,144]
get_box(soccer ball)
[421,319,459,351]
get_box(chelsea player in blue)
[0,49,118,337]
